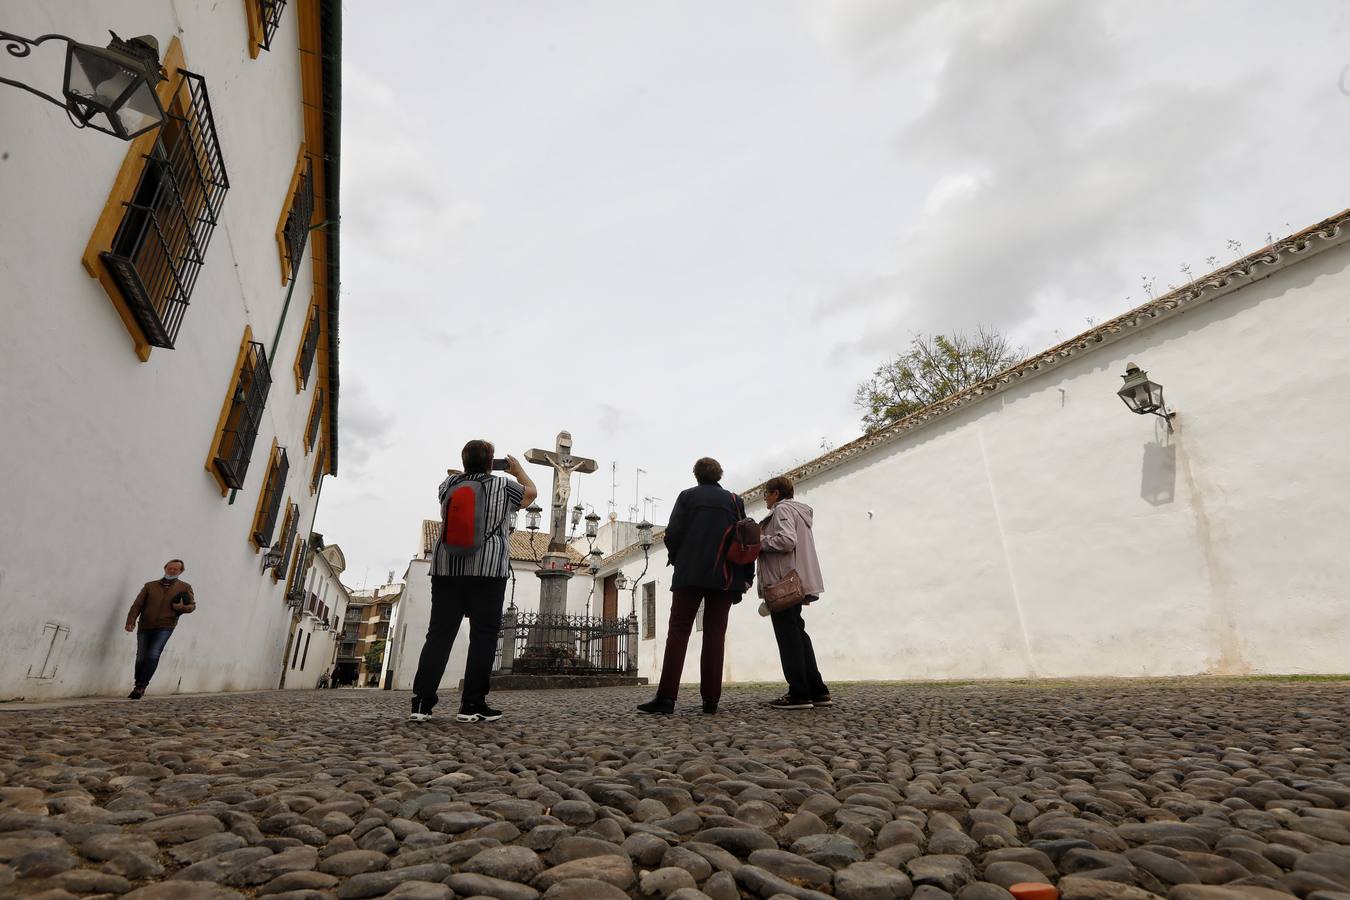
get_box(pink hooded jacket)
[756,499,825,600]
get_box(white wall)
[281,548,350,690]
[635,238,1350,686]
[0,1,330,697]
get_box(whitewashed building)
[0,0,341,698]
[627,212,1350,687]
[280,540,350,690]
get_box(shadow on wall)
[1141,438,1177,505]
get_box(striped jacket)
[430,474,524,578]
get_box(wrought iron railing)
[102,70,229,349]
[495,611,638,676]
[257,0,289,52]
[283,156,314,279]
[215,342,271,490]
[251,447,288,546]
[299,310,321,388]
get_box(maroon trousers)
[655,588,736,703]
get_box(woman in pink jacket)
[757,475,830,710]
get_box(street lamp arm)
[0,31,74,111]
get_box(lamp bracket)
[0,31,72,111]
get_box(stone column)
[626,610,639,674]
[533,552,572,648]
[499,605,518,674]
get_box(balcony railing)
[283,155,314,278]
[214,343,271,490]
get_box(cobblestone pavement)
[1,680,1349,900]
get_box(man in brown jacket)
[124,559,197,699]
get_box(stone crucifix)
[524,431,598,552]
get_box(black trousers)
[412,575,506,710]
[770,602,828,700]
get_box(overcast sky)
[316,0,1350,589]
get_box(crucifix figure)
[525,431,598,551]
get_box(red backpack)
[441,477,491,556]
[722,493,762,565]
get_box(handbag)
[762,569,805,613]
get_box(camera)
[491,458,510,471]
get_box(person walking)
[638,457,754,716]
[124,559,197,699]
[757,475,830,709]
[409,439,537,723]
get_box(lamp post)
[1,29,166,139]
[626,520,654,617]
[1117,363,1177,431]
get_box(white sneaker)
[408,711,431,722]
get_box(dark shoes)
[812,693,833,707]
[456,702,502,723]
[703,701,718,715]
[127,686,145,700]
[409,696,433,722]
[637,697,676,715]
[769,693,813,710]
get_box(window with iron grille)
[257,0,288,52]
[643,582,656,640]
[282,157,314,283]
[284,526,307,595]
[252,448,288,547]
[297,304,321,390]
[299,631,312,670]
[213,341,271,490]
[100,70,228,350]
[275,502,299,582]
[305,387,324,452]
[311,443,326,493]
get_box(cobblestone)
[0,681,1345,897]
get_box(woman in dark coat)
[637,457,754,716]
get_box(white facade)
[280,543,351,690]
[629,218,1350,686]
[0,1,340,698]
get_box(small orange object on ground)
[1009,884,1059,900]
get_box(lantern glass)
[588,549,603,574]
[637,520,654,548]
[584,512,600,538]
[525,504,542,532]
[63,39,164,139]
[571,504,583,529]
[615,571,627,590]
[1117,364,1165,415]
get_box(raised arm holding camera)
[409,439,537,723]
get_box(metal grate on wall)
[258,0,289,52]
[101,70,229,349]
[253,448,289,546]
[283,156,314,279]
[214,342,271,490]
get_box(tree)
[362,639,385,676]
[854,328,1024,432]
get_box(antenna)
[635,468,646,518]
[644,495,662,521]
[609,461,618,516]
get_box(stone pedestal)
[532,552,571,647]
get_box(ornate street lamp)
[637,520,654,548]
[524,504,543,532]
[584,511,600,539]
[1,29,166,139]
[588,548,603,574]
[1117,363,1176,430]
[570,504,584,534]
[261,541,284,573]
[615,571,627,591]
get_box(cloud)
[337,379,396,475]
[813,0,1276,357]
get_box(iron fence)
[494,610,638,676]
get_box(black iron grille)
[499,612,637,676]
[101,70,229,350]
[253,448,289,546]
[306,387,323,450]
[214,342,271,490]
[284,156,314,279]
[258,0,289,52]
[298,307,320,387]
[277,503,299,582]
[311,444,326,493]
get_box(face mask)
[162,574,178,581]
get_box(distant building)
[339,580,402,687]
[280,538,350,689]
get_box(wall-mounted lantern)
[261,541,284,573]
[1,29,166,139]
[615,571,627,591]
[1117,363,1176,430]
